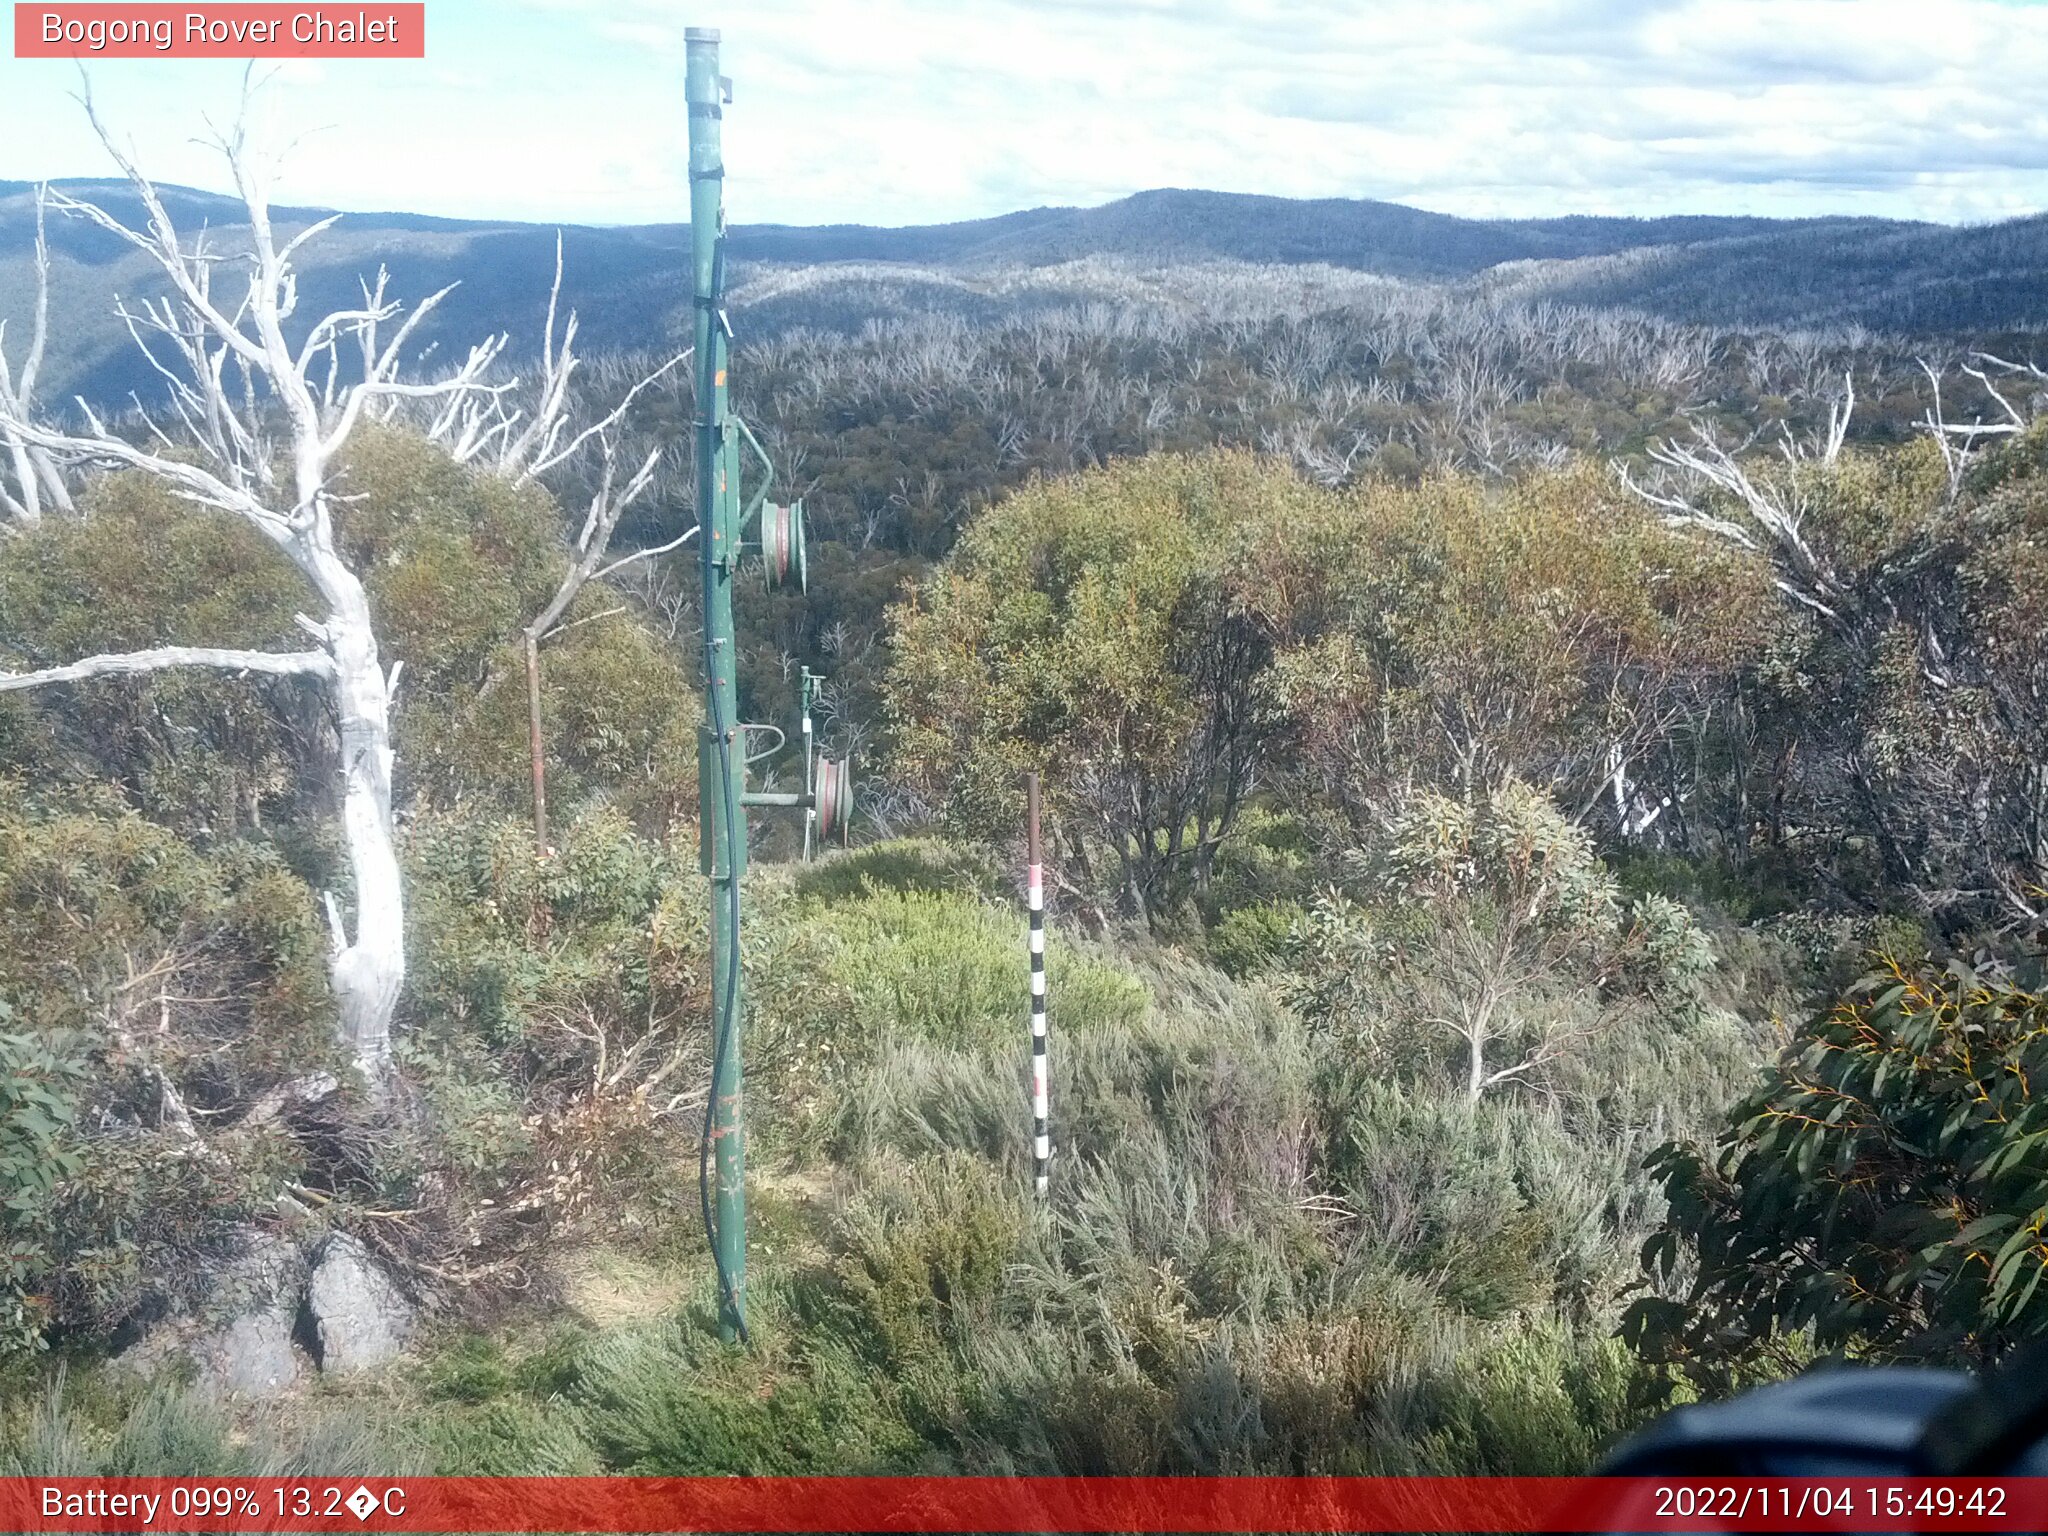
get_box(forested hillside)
[7,177,2048,409]
[5,137,2048,1481]
[1494,212,2048,333]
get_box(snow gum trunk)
[311,549,404,1082]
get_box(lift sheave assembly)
[688,26,852,1345]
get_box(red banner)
[13,4,425,58]
[2,1476,2046,1533]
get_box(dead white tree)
[1618,374,1857,625]
[0,185,75,527]
[1602,378,1867,854]
[1916,352,2048,499]
[1625,368,2048,920]
[0,97,511,1085]
[1633,360,2040,626]
[423,234,691,851]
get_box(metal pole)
[1026,774,1049,1197]
[688,25,747,1343]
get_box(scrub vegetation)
[6,157,2048,1476]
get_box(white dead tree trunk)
[0,186,76,527]
[1916,352,2048,499]
[424,235,690,851]
[0,99,509,1085]
[1618,375,1857,624]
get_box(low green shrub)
[0,1014,86,1355]
[1405,1326,1649,1476]
[417,1334,516,1404]
[0,1380,414,1476]
[423,1400,599,1476]
[801,1155,1024,1372]
[1203,807,1317,923]
[404,807,706,1110]
[1328,1083,1559,1320]
[563,1319,919,1474]
[1206,900,1302,978]
[0,795,335,1353]
[791,886,1145,1051]
[793,838,1007,904]
[749,858,1149,1155]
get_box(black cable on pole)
[696,231,749,1345]
[698,673,748,1344]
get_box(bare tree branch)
[0,646,334,693]
[1626,381,1855,623]
[473,247,690,853]
[0,185,75,526]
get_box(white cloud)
[3,0,2047,225]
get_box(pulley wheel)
[815,753,853,846]
[760,500,808,593]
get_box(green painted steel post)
[687,25,747,1343]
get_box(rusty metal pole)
[1026,773,1049,1196]
[524,631,548,855]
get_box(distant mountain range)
[4,179,2045,406]
[728,189,1879,276]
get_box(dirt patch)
[551,1246,683,1328]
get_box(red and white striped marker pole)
[1026,772,1050,1197]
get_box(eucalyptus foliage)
[1627,953,2048,1385]
[0,1010,85,1355]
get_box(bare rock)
[110,1226,309,1399]
[305,1233,414,1373]
[199,1304,305,1397]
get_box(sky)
[4,0,2048,229]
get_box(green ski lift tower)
[687,26,851,1343]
